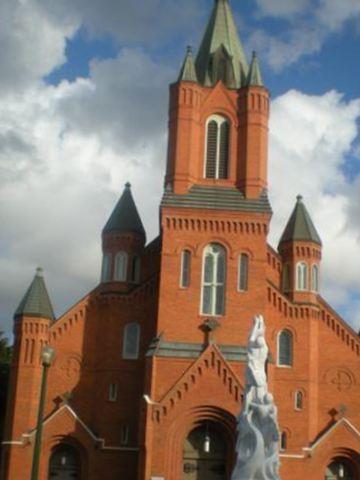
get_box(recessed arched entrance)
[182,424,228,480]
[48,444,81,480]
[325,457,356,480]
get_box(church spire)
[247,51,264,87]
[15,268,55,320]
[279,195,322,246]
[178,46,198,83]
[103,183,146,240]
[195,0,248,88]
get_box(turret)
[238,51,270,198]
[278,196,322,304]
[101,183,146,286]
[4,268,54,445]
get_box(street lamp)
[30,345,56,480]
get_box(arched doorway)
[325,458,356,480]
[183,425,228,479]
[48,445,81,479]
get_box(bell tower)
[157,0,272,347]
[165,0,270,199]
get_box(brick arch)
[45,435,89,480]
[198,238,234,259]
[164,405,236,478]
[322,448,360,479]
[271,325,298,343]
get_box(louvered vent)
[218,121,229,179]
[206,121,218,178]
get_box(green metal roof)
[15,268,55,320]
[195,0,248,89]
[178,46,198,83]
[279,195,322,245]
[103,183,146,239]
[247,51,264,87]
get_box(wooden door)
[183,426,227,480]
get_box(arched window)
[238,254,249,291]
[296,262,308,291]
[205,115,230,180]
[201,244,226,316]
[295,391,303,410]
[122,323,140,360]
[312,264,319,292]
[131,256,141,283]
[180,250,191,288]
[114,252,128,281]
[282,264,290,292]
[49,445,81,479]
[278,330,293,367]
[101,254,111,282]
[280,432,287,451]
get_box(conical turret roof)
[103,183,146,239]
[247,51,264,87]
[195,0,248,88]
[178,46,198,83]
[15,268,55,320]
[279,195,322,245]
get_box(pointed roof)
[195,0,248,88]
[178,46,198,83]
[279,195,322,245]
[247,51,264,87]
[103,183,146,239]
[15,268,55,320]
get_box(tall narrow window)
[312,264,319,292]
[278,330,293,367]
[238,254,249,291]
[280,432,287,451]
[131,256,141,283]
[296,262,308,291]
[109,383,118,402]
[282,264,290,292]
[122,323,140,360]
[205,115,229,180]
[114,252,128,282]
[201,244,226,316]
[121,425,130,445]
[101,254,112,282]
[180,250,191,288]
[295,391,303,410]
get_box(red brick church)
[2,1,360,479]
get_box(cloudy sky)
[1,0,360,340]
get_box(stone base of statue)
[231,315,281,480]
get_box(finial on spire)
[36,267,44,277]
[297,194,303,202]
[125,182,131,189]
[178,45,198,83]
[247,50,264,87]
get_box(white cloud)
[252,0,360,71]
[269,90,360,329]
[37,0,203,45]
[0,50,172,336]
[0,0,77,93]
[255,0,309,18]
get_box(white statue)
[231,315,281,480]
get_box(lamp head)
[41,345,55,367]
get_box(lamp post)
[30,345,55,480]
